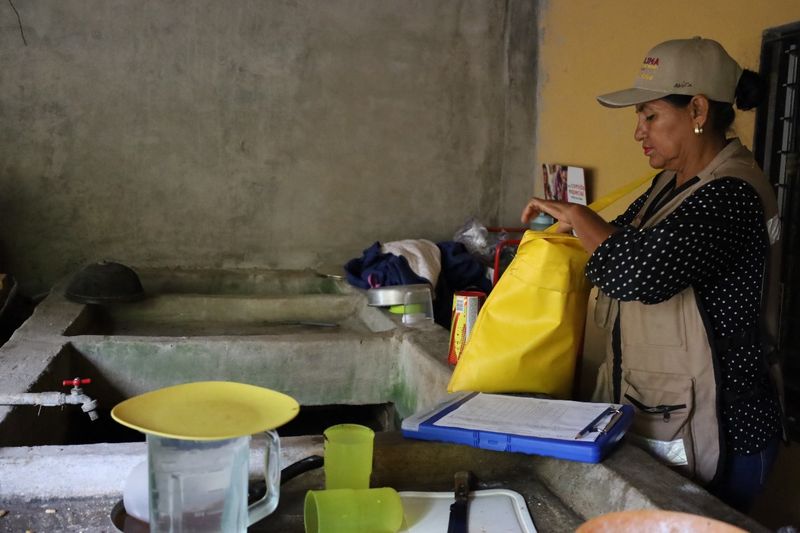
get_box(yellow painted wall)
[534,4,800,528]
[535,0,800,211]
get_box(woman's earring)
[694,123,703,135]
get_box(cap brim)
[596,87,671,108]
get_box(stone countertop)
[0,432,767,533]
[0,497,122,533]
[0,433,580,532]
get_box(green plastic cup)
[304,488,404,533]
[387,303,424,314]
[323,424,374,489]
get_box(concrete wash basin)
[64,267,392,337]
[0,268,768,532]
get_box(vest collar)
[694,138,752,184]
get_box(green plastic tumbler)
[323,424,374,489]
[304,488,404,533]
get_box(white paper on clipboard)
[432,393,618,442]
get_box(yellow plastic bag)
[447,174,656,399]
[447,231,590,398]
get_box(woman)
[521,37,783,512]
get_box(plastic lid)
[529,213,555,230]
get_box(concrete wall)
[0,1,538,295]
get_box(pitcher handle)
[247,429,281,525]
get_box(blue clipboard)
[401,392,634,463]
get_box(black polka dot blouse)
[586,176,782,455]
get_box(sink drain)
[109,500,148,532]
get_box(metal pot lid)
[366,284,432,306]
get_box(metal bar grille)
[776,44,798,214]
[755,25,800,441]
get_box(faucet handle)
[62,377,92,387]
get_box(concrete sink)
[0,268,768,532]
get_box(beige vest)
[592,139,780,484]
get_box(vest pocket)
[591,361,612,402]
[619,293,686,348]
[593,289,614,330]
[622,369,696,477]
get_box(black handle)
[447,501,468,533]
[281,455,324,484]
[248,454,324,503]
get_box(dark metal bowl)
[65,261,145,304]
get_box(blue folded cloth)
[432,241,492,328]
[436,241,492,295]
[344,242,430,289]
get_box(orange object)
[576,510,747,533]
[447,291,486,365]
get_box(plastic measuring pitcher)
[147,431,280,532]
[111,381,301,533]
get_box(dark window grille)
[754,22,800,441]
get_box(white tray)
[398,489,537,533]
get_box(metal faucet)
[0,377,99,421]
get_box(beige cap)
[597,37,743,108]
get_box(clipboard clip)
[574,405,622,439]
[596,407,623,434]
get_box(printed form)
[433,393,618,442]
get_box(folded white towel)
[381,239,441,290]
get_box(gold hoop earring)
[694,124,703,135]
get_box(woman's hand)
[520,197,618,254]
[520,197,575,233]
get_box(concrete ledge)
[0,435,323,501]
[534,444,767,532]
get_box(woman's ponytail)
[735,69,766,111]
